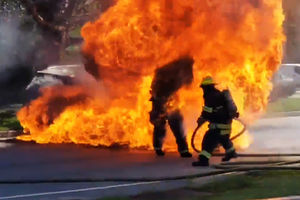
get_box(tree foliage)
[0,0,25,20]
[0,0,113,68]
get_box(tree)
[0,0,113,105]
[17,0,113,67]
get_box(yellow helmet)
[200,76,216,86]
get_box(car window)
[294,67,300,75]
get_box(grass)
[267,97,300,113]
[69,26,81,38]
[0,110,22,131]
[96,171,300,200]
[199,171,300,200]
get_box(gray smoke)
[0,3,38,106]
[0,19,37,67]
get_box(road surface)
[0,116,300,200]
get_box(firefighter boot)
[180,151,192,158]
[192,155,209,167]
[222,151,238,162]
[155,149,165,156]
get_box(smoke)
[0,7,37,105]
[0,20,36,66]
[36,87,89,127]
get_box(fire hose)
[191,118,247,154]
[190,119,300,158]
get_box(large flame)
[18,0,285,151]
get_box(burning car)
[25,64,96,101]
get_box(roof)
[37,64,84,77]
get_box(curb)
[0,130,23,140]
[261,196,300,200]
[263,111,300,118]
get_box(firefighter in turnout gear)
[150,95,192,157]
[192,76,239,167]
[149,57,194,158]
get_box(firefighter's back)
[203,88,231,124]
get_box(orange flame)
[18,0,285,151]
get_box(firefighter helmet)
[200,76,216,86]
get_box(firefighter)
[149,57,194,158]
[150,95,192,157]
[192,76,239,166]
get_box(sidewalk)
[0,130,23,141]
[261,196,300,200]
[263,111,300,118]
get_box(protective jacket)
[195,87,238,165]
[201,88,238,124]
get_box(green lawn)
[199,171,300,200]
[97,171,300,200]
[267,97,300,113]
[0,110,22,131]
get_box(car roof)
[37,64,84,77]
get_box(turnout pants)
[153,111,189,153]
[199,128,235,161]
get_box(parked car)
[269,63,300,101]
[277,64,300,87]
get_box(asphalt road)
[1,116,300,200]
[0,142,220,200]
